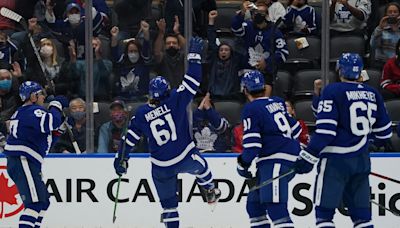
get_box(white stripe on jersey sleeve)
[316,119,338,126]
[128,130,140,140]
[243,143,262,148]
[182,81,196,95]
[372,122,392,133]
[315,129,336,136]
[184,74,200,86]
[243,133,261,140]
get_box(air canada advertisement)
[0,155,399,228]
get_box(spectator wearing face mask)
[207,10,245,100]
[25,38,73,96]
[97,99,129,153]
[0,62,23,136]
[51,97,87,153]
[232,0,288,97]
[110,21,151,101]
[154,17,186,89]
[44,2,104,60]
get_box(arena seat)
[293,99,316,125]
[385,99,400,123]
[330,35,365,62]
[273,71,291,99]
[292,70,336,99]
[213,100,244,125]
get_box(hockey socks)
[161,208,179,228]
[250,215,271,228]
[19,208,39,228]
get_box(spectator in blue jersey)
[0,32,18,66]
[0,62,23,136]
[330,0,371,37]
[51,97,86,153]
[237,70,301,228]
[283,0,318,36]
[193,93,230,152]
[68,37,113,101]
[370,2,400,69]
[295,53,392,228]
[3,81,68,228]
[207,10,245,100]
[114,37,222,228]
[154,17,186,89]
[110,21,151,101]
[44,2,104,60]
[232,0,289,97]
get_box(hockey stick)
[0,7,55,93]
[249,168,295,192]
[370,172,400,185]
[370,200,400,217]
[112,123,130,223]
[62,114,81,154]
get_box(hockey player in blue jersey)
[113,37,221,228]
[3,81,68,228]
[295,53,393,228]
[231,0,289,97]
[237,70,302,228]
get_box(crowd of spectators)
[0,0,399,153]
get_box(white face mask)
[128,52,139,63]
[68,14,81,25]
[40,45,53,57]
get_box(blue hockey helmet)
[241,70,265,93]
[19,81,44,102]
[337,53,363,80]
[149,76,170,100]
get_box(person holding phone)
[370,2,400,69]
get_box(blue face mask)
[0,79,12,90]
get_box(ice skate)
[205,188,221,212]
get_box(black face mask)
[253,13,266,25]
[166,47,179,57]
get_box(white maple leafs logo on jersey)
[248,44,270,67]
[294,15,307,32]
[194,127,218,151]
[120,68,140,92]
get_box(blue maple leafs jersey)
[119,62,201,167]
[240,96,302,166]
[3,105,63,166]
[231,13,289,74]
[308,82,392,157]
[284,5,317,34]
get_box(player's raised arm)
[176,37,204,104]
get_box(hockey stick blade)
[0,7,22,23]
[370,200,400,217]
[250,168,295,192]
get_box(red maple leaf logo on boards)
[0,172,19,219]
[0,166,24,219]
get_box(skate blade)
[208,199,219,212]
